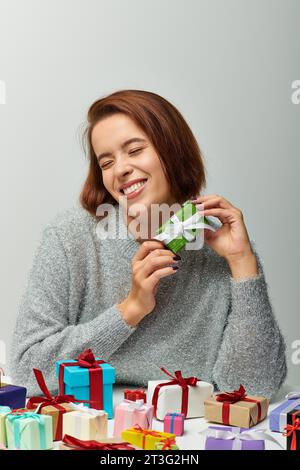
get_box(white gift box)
[62,406,108,441]
[147,379,214,420]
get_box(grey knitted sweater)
[9,204,287,398]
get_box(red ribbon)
[216,384,262,425]
[161,437,177,450]
[26,368,77,440]
[131,424,167,449]
[58,349,106,410]
[151,368,199,418]
[62,434,135,450]
[283,410,300,451]
[124,389,146,403]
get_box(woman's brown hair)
[80,89,206,218]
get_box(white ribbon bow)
[199,427,283,450]
[69,402,107,416]
[154,212,216,246]
[122,399,146,411]
[285,392,300,400]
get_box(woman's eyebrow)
[97,137,147,161]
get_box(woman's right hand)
[117,240,180,327]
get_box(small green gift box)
[154,201,216,253]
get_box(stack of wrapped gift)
[121,425,177,450]
[113,399,154,438]
[62,403,108,441]
[147,367,213,420]
[56,348,115,418]
[204,385,269,428]
[5,411,53,450]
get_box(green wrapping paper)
[154,201,216,253]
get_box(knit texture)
[9,204,287,398]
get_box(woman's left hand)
[190,194,256,267]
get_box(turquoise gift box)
[55,359,115,419]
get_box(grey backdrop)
[0,0,299,385]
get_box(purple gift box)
[205,425,265,450]
[269,392,300,432]
[0,384,27,409]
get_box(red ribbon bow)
[152,368,199,418]
[216,384,262,425]
[283,410,300,451]
[161,437,177,450]
[132,424,166,449]
[124,388,146,403]
[26,368,77,440]
[62,434,135,450]
[58,349,106,410]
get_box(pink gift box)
[113,399,154,439]
[164,412,185,436]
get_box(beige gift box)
[62,408,107,441]
[204,395,269,428]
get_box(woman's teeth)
[122,180,147,195]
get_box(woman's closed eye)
[100,148,143,169]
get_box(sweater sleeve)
[212,241,287,399]
[8,225,137,396]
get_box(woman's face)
[91,113,176,214]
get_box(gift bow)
[62,434,135,450]
[131,424,167,449]
[124,388,146,402]
[285,392,300,400]
[215,385,262,425]
[160,437,177,450]
[154,212,205,245]
[201,427,283,450]
[76,349,101,369]
[152,368,200,418]
[283,415,300,451]
[68,402,107,416]
[123,399,146,411]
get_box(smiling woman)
[9,89,287,399]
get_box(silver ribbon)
[154,212,216,246]
[278,392,300,432]
[200,427,283,450]
[69,402,107,416]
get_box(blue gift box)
[0,384,27,409]
[55,359,115,419]
[269,395,300,432]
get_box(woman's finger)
[191,194,235,210]
[132,240,165,263]
[203,207,241,224]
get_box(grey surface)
[0,0,299,385]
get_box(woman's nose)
[114,156,133,177]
